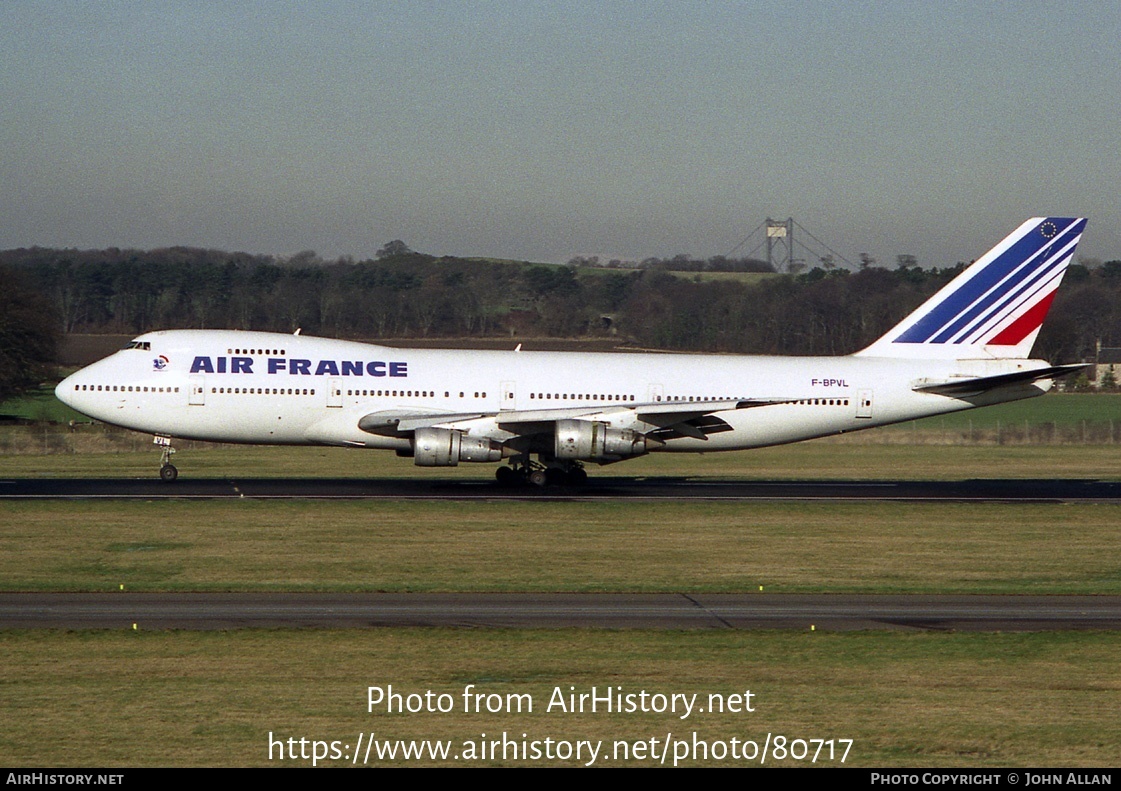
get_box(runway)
[4,476,1121,501]
[6,476,1118,632]
[2,593,1119,631]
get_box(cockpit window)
[123,341,151,351]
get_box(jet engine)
[412,427,507,467]
[554,419,656,462]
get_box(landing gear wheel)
[495,466,518,486]
[528,470,548,487]
[156,437,177,481]
[544,467,567,486]
[566,467,588,486]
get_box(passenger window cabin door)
[189,375,205,405]
[856,389,873,419]
[501,381,516,411]
[327,378,343,408]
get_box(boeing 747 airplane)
[56,217,1088,485]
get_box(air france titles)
[189,356,408,377]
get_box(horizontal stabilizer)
[912,364,1089,397]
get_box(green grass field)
[0,384,87,423]
[2,499,1119,594]
[2,416,1120,766]
[2,426,1118,480]
[663,270,779,284]
[911,393,1121,429]
[2,630,1117,767]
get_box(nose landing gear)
[154,435,177,482]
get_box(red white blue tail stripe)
[858,217,1086,359]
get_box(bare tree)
[376,240,412,259]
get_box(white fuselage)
[56,329,1051,457]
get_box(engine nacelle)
[554,419,651,462]
[413,427,506,467]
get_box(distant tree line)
[4,247,1121,365]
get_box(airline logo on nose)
[153,355,169,371]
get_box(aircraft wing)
[912,364,1089,397]
[357,397,792,440]
[358,409,486,435]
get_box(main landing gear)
[495,459,588,487]
[154,435,178,482]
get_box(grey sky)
[3,1,1119,267]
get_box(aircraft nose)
[55,374,76,409]
[55,369,101,420]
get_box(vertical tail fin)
[856,217,1087,359]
